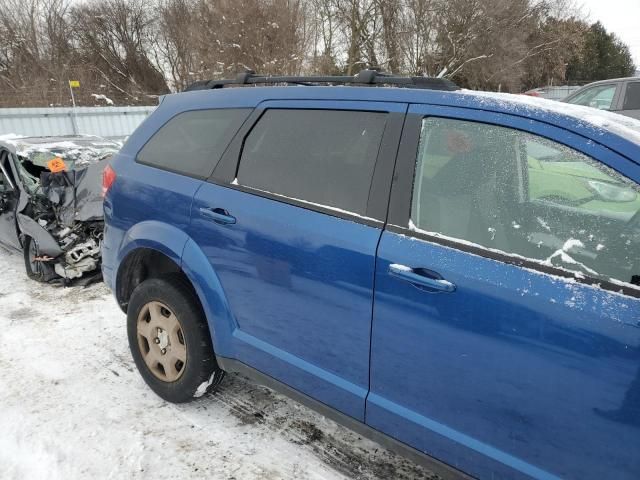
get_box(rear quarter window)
[137,109,250,178]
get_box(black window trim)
[134,107,254,180]
[209,104,408,228]
[388,111,640,299]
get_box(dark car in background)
[0,135,119,282]
[565,77,640,119]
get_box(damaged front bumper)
[19,159,107,281]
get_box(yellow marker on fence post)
[68,80,80,135]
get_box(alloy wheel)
[136,301,187,382]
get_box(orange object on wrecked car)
[0,135,120,283]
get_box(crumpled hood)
[40,158,107,227]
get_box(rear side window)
[623,82,640,110]
[237,109,386,215]
[138,109,250,178]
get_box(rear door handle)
[199,207,236,225]
[389,264,456,293]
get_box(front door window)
[411,117,640,287]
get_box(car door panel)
[621,81,640,120]
[189,101,406,420]
[370,231,639,480]
[190,185,383,418]
[367,105,640,480]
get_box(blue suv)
[103,71,640,480]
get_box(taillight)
[102,164,117,197]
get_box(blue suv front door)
[188,100,406,420]
[367,104,640,479]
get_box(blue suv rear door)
[367,104,640,479]
[188,100,407,420]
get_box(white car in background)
[564,77,640,119]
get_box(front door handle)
[199,207,236,225]
[389,264,456,293]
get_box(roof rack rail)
[183,69,459,92]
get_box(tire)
[23,236,56,283]
[127,274,224,403]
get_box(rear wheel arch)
[116,239,236,358]
[127,273,225,402]
[115,247,185,311]
[115,245,225,354]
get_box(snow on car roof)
[0,134,120,168]
[456,89,640,147]
[4,134,119,149]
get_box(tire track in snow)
[204,374,439,480]
[0,251,439,480]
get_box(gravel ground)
[0,250,437,480]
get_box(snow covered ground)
[0,250,436,480]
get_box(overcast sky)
[580,0,640,68]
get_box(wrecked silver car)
[0,135,119,283]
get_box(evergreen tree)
[567,21,636,82]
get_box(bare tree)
[306,0,341,73]
[398,0,437,75]
[155,0,199,91]
[155,0,307,88]
[70,0,169,102]
[0,0,613,105]
[0,0,78,106]
[375,0,400,73]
